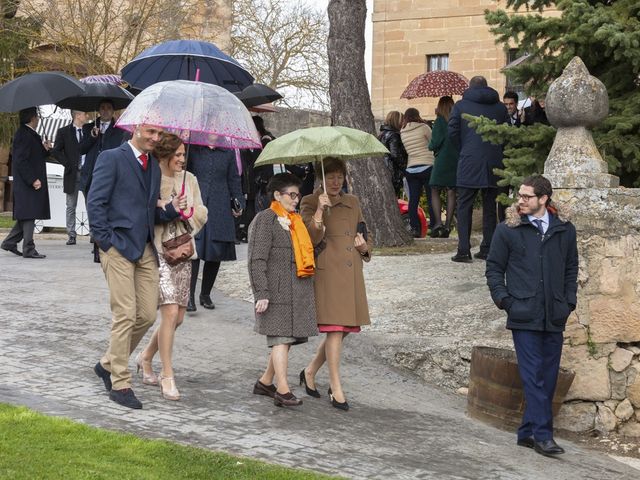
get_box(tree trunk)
[327,0,411,247]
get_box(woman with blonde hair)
[137,132,208,401]
[378,110,407,196]
[428,96,459,238]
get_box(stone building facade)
[370,0,559,120]
[184,0,233,53]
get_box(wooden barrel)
[467,346,575,431]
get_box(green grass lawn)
[0,215,14,228]
[0,404,339,480]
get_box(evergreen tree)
[464,115,555,204]
[474,0,640,189]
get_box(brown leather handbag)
[162,221,194,266]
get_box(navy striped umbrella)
[121,40,254,92]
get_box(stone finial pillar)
[543,57,619,188]
[543,57,640,437]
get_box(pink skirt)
[318,325,361,333]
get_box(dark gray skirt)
[267,336,308,348]
[199,240,236,262]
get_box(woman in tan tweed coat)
[248,173,318,407]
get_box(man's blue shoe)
[94,362,112,391]
[109,388,142,409]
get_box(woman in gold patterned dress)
[137,133,207,401]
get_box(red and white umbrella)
[401,70,469,99]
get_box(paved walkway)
[1,238,638,479]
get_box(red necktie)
[139,153,148,171]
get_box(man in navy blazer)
[79,99,128,196]
[88,124,186,409]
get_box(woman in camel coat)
[299,157,372,411]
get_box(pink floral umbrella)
[400,70,469,99]
[116,79,261,219]
[116,79,261,150]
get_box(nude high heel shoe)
[159,375,180,401]
[135,353,158,386]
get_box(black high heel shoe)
[429,225,444,238]
[186,294,196,312]
[199,294,215,310]
[299,369,320,398]
[328,388,349,411]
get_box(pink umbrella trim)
[115,123,262,149]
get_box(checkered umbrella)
[400,70,469,99]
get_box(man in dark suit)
[503,91,521,127]
[79,99,128,197]
[1,107,51,259]
[486,175,578,457]
[496,91,521,223]
[448,76,510,263]
[52,110,88,245]
[88,125,186,409]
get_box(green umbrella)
[254,125,389,189]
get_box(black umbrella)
[0,71,86,112]
[235,83,283,108]
[56,82,135,111]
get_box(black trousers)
[405,167,435,231]
[455,187,497,255]
[1,219,36,256]
[497,185,510,223]
[190,259,221,298]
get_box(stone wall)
[554,188,640,438]
[542,57,640,437]
[257,108,331,137]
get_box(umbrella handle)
[180,207,194,220]
[179,168,193,219]
[320,159,331,217]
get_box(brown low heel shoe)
[274,391,302,407]
[253,380,276,398]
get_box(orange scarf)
[270,201,315,278]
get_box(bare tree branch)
[17,0,201,74]
[231,0,329,110]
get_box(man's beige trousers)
[99,244,158,390]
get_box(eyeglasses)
[279,191,301,200]
[517,193,539,201]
